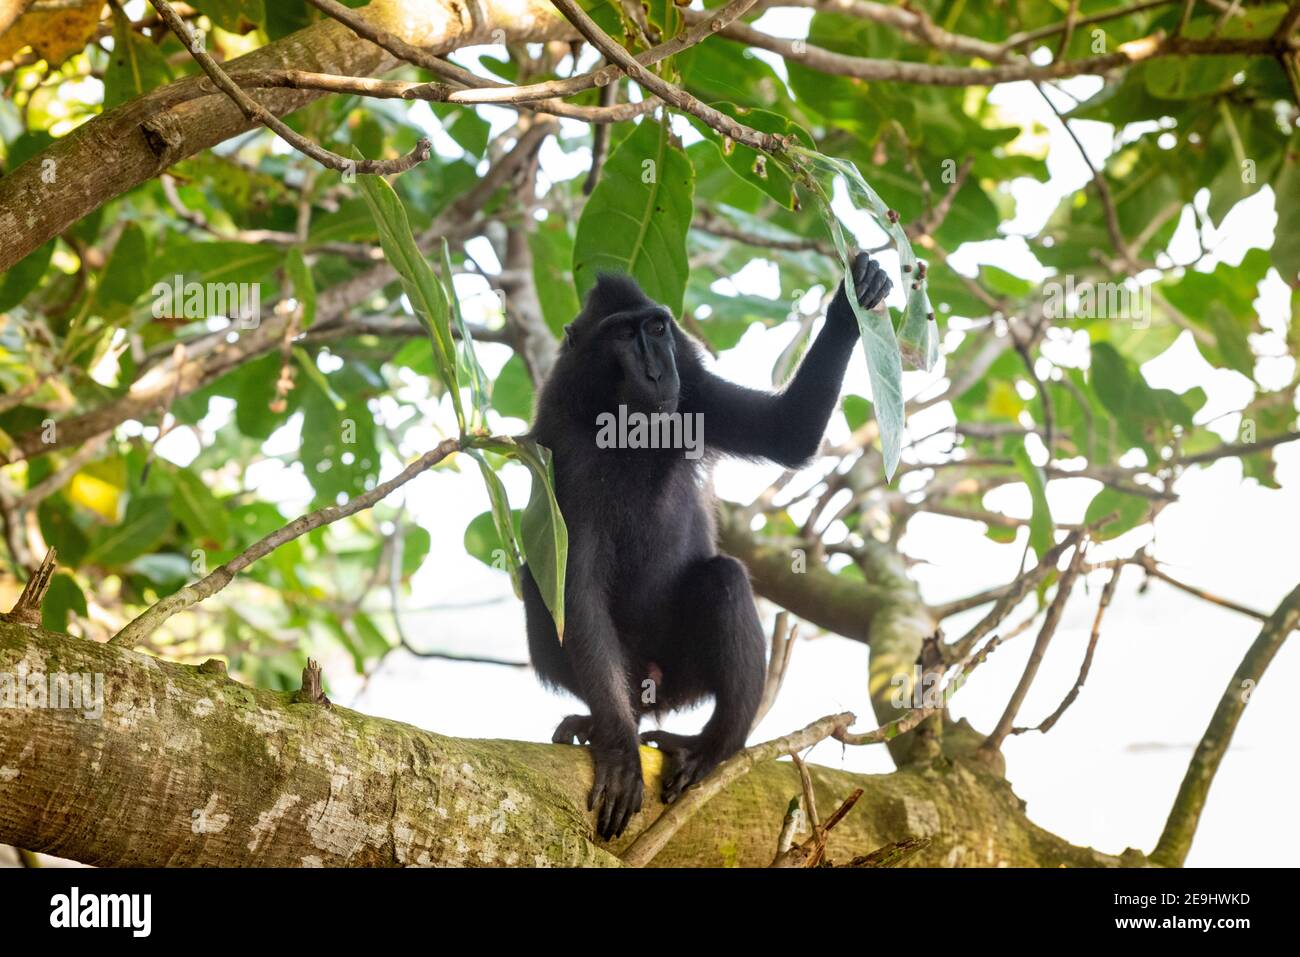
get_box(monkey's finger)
[854,262,883,299]
[859,268,891,310]
[851,252,873,288]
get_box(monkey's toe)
[639,734,719,804]
[589,746,644,840]
[639,729,694,750]
[552,713,594,745]
[660,750,716,804]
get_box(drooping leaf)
[1013,444,1053,560]
[356,162,463,430]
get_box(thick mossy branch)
[0,622,1126,867]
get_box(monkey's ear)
[562,322,574,343]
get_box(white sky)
[144,7,1300,866]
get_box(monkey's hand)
[638,730,725,805]
[588,743,644,840]
[828,251,892,331]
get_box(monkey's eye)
[615,324,637,340]
[646,319,666,337]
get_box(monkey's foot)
[552,713,594,745]
[638,731,722,805]
[589,745,644,840]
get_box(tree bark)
[0,621,1131,867]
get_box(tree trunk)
[0,621,1133,867]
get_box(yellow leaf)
[0,1,104,67]
[987,380,1025,421]
[68,471,121,522]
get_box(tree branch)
[1151,581,1300,866]
[0,622,1134,867]
[148,0,432,175]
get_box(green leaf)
[354,611,393,657]
[432,105,491,159]
[529,216,581,336]
[41,573,87,633]
[491,354,534,421]
[1084,488,1149,541]
[843,394,873,431]
[466,448,521,583]
[517,440,568,641]
[104,6,172,109]
[0,239,54,312]
[470,435,568,640]
[574,119,695,316]
[690,105,813,209]
[86,499,173,567]
[1013,444,1053,559]
[356,162,463,430]
[171,468,230,546]
[441,240,489,429]
[399,524,431,579]
[190,0,261,32]
[896,282,938,371]
[778,144,921,479]
[153,240,283,288]
[93,223,149,311]
[1271,141,1300,283]
[285,248,316,328]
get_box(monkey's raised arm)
[681,252,891,468]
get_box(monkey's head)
[561,273,682,416]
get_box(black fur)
[522,252,891,839]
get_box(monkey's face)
[598,307,681,414]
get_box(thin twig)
[110,438,463,647]
[982,538,1090,754]
[621,711,854,867]
[752,611,798,730]
[1017,565,1122,734]
[551,0,785,153]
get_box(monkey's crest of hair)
[564,272,659,344]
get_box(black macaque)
[521,252,891,839]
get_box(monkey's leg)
[642,555,766,803]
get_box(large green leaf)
[104,7,172,109]
[574,119,695,315]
